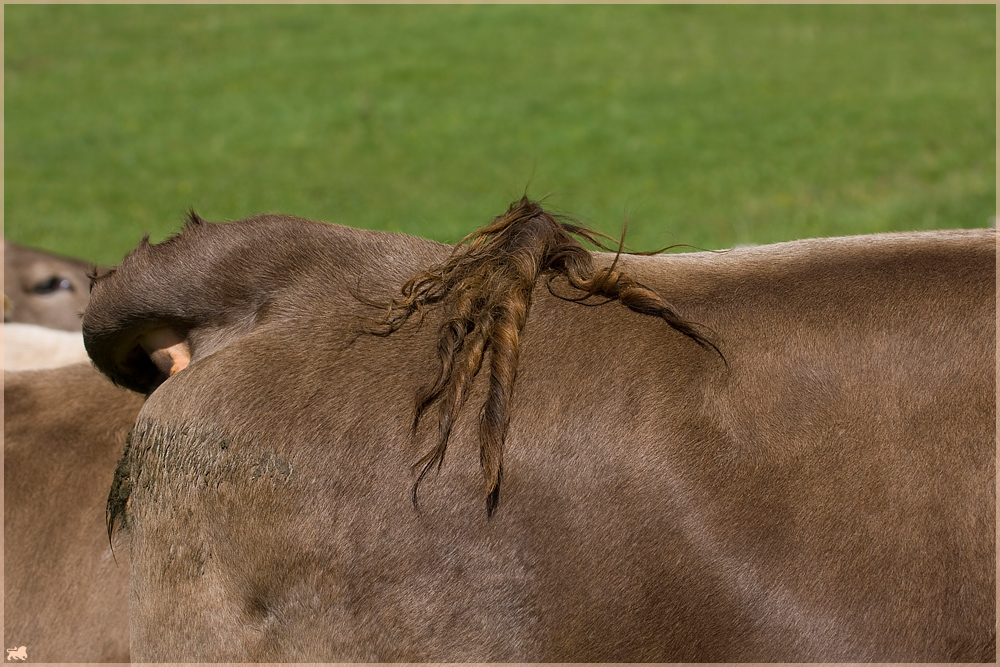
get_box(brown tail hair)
[373,197,720,515]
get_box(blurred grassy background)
[4,4,995,266]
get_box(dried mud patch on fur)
[107,418,296,539]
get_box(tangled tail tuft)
[376,197,720,515]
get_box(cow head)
[82,212,443,395]
[4,238,94,331]
[83,213,299,394]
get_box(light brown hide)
[4,363,144,662]
[82,202,995,662]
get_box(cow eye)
[32,277,74,295]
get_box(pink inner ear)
[139,328,191,377]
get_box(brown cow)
[4,238,93,331]
[3,363,143,662]
[83,199,995,662]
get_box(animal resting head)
[4,238,95,331]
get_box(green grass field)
[4,4,995,265]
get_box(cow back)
[83,206,995,662]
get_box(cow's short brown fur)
[84,199,995,662]
[3,239,93,331]
[4,363,144,662]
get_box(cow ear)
[138,327,191,378]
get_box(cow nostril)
[32,276,74,295]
